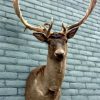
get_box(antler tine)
[68,0,97,30]
[13,0,47,33]
[44,17,54,38]
[61,22,67,34]
[47,17,54,37]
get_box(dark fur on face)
[47,33,67,61]
[49,33,65,39]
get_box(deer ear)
[67,27,79,39]
[33,32,47,42]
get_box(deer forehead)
[49,33,65,38]
[48,38,67,46]
[48,33,67,44]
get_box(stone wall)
[0,0,100,100]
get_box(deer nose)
[54,49,65,58]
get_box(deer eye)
[65,39,68,43]
[50,42,56,46]
[47,40,51,45]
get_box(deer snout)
[54,49,65,59]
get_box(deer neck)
[44,53,67,91]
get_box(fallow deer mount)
[13,0,96,100]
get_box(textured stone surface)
[0,0,100,100]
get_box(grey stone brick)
[84,72,97,78]
[0,57,17,64]
[92,78,100,83]
[3,1,12,7]
[0,88,17,96]
[43,12,59,20]
[6,80,25,88]
[39,49,48,55]
[72,44,86,50]
[79,89,95,95]
[0,0,3,4]
[0,43,19,50]
[26,8,43,16]
[6,65,29,73]
[18,73,29,80]
[5,37,27,45]
[0,97,4,100]
[64,76,77,83]
[0,11,5,17]
[74,65,89,71]
[79,50,92,56]
[68,59,81,65]
[5,51,28,59]
[70,83,86,89]
[6,19,18,26]
[93,52,100,57]
[38,61,46,66]
[20,0,35,8]
[77,77,92,83]
[0,29,18,37]
[73,54,88,60]
[18,88,25,95]
[86,83,100,89]
[94,89,100,95]
[68,70,84,77]
[4,96,24,100]
[0,50,4,56]
[87,61,96,67]
[29,54,47,61]
[6,12,18,20]
[5,24,21,32]
[36,15,49,22]
[0,36,5,42]
[89,67,100,73]
[27,0,42,6]
[62,89,78,95]
[0,80,5,87]
[19,45,39,54]
[0,22,5,29]
[61,96,71,100]
[72,96,88,100]
[35,5,51,13]
[43,3,57,10]
[18,33,34,41]
[17,58,39,67]
[88,96,100,100]
[62,82,70,89]
[0,72,17,79]
[0,64,5,72]
[96,63,100,67]
[28,41,47,49]
[52,10,66,18]
[0,5,14,13]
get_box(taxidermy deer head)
[13,0,96,100]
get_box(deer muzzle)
[54,49,65,61]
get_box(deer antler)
[68,0,97,30]
[61,0,97,33]
[44,17,54,37]
[13,0,53,36]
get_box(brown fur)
[25,65,61,100]
[25,39,67,100]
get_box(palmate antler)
[13,0,53,37]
